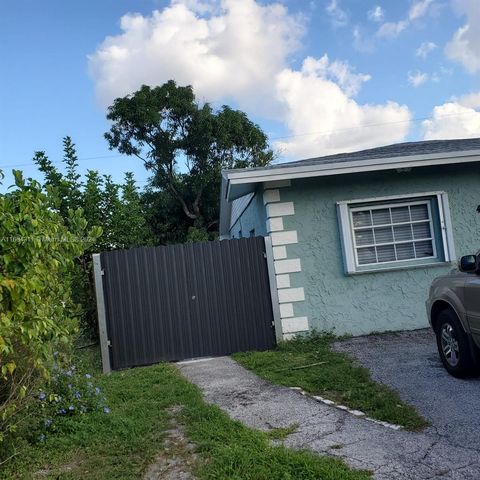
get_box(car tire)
[435,309,475,378]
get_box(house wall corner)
[263,180,309,340]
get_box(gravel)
[333,329,480,451]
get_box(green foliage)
[111,172,152,249]
[3,356,370,480]
[35,140,152,253]
[28,365,109,444]
[105,81,274,237]
[35,139,153,338]
[82,170,105,248]
[186,225,215,243]
[141,187,191,244]
[233,333,429,431]
[33,137,83,220]
[0,171,99,443]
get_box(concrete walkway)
[179,357,480,480]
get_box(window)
[351,201,435,266]
[337,193,456,274]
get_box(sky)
[1,0,479,190]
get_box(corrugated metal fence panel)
[100,237,275,369]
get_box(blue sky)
[1,0,479,190]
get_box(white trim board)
[336,191,444,206]
[225,151,480,201]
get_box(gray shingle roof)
[244,137,480,172]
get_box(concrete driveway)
[179,347,480,479]
[333,329,480,452]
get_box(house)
[219,138,480,339]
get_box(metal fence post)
[92,253,111,374]
[264,236,283,343]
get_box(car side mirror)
[459,255,478,273]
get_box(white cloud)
[457,91,480,109]
[172,0,217,14]
[352,26,375,53]
[422,101,480,139]
[274,56,411,158]
[416,41,437,58]
[89,0,304,111]
[377,0,434,38]
[408,70,429,86]
[408,0,434,20]
[377,20,408,38]
[90,0,412,160]
[445,0,480,74]
[367,5,384,22]
[326,0,348,27]
[300,55,371,96]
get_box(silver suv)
[427,253,480,377]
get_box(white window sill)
[347,261,454,276]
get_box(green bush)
[28,363,109,443]
[35,140,153,338]
[0,171,100,443]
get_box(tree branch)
[192,187,203,216]
[167,182,197,220]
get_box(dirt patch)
[34,459,85,478]
[143,406,198,480]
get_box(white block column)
[264,180,309,340]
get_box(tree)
[105,81,274,235]
[34,136,83,220]
[140,187,192,244]
[82,171,105,249]
[63,136,83,211]
[113,172,152,249]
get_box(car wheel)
[435,309,475,378]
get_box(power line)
[0,154,128,169]
[0,109,479,169]
[269,110,480,141]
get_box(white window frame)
[337,191,456,274]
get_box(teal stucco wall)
[274,163,480,335]
[230,187,267,238]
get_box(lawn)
[2,346,371,480]
[233,334,428,431]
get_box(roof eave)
[224,149,480,201]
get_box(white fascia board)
[224,151,480,201]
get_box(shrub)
[29,364,109,443]
[35,142,153,339]
[0,171,100,443]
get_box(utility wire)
[1,109,479,169]
[0,154,128,169]
[269,110,480,140]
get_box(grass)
[266,423,299,440]
[2,346,371,480]
[233,334,428,431]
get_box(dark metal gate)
[94,237,276,371]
